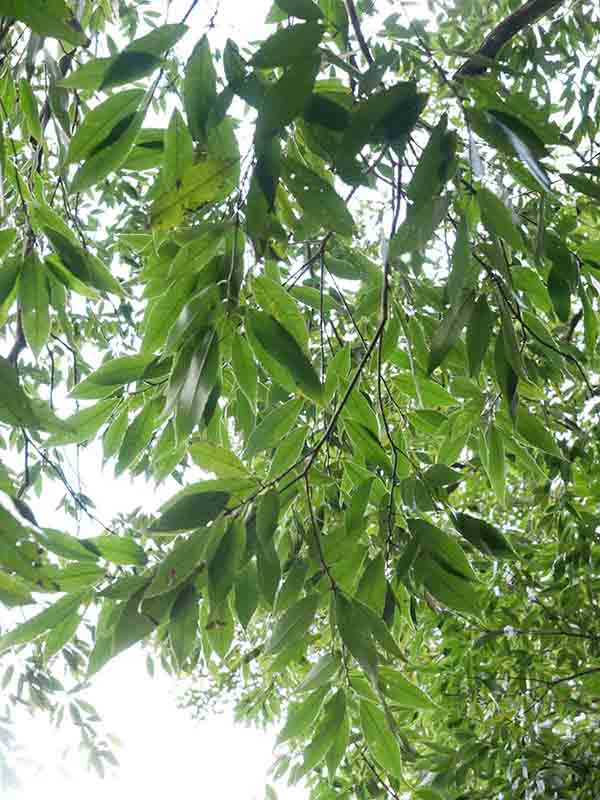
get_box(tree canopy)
[0,0,599,796]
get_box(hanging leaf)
[428,291,476,373]
[150,486,230,533]
[466,294,495,376]
[265,594,318,654]
[101,24,187,90]
[1,0,89,46]
[252,22,324,68]
[19,252,50,359]
[360,699,402,779]
[478,186,523,251]
[184,35,218,143]
[247,310,322,402]
[0,590,88,654]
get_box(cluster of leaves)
[1,0,600,797]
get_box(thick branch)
[456,0,565,78]
[345,0,374,66]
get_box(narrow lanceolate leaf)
[275,0,323,20]
[101,24,187,90]
[82,535,147,566]
[258,55,320,135]
[478,186,523,251]
[516,406,561,457]
[184,36,217,143]
[335,593,378,684]
[252,22,324,68]
[150,487,230,533]
[45,398,118,446]
[169,585,199,670]
[19,252,50,359]
[299,690,346,775]
[486,424,505,506]
[163,109,195,192]
[176,329,219,438]
[247,310,322,402]
[19,79,42,142]
[0,357,43,430]
[454,513,516,558]
[283,159,355,236]
[66,90,146,165]
[0,591,88,654]
[360,699,402,779]
[427,291,476,373]
[265,594,318,654]
[151,157,239,229]
[1,0,89,46]
[208,518,246,608]
[278,686,328,743]
[466,294,495,376]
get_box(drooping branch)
[455,0,566,78]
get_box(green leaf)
[0,0,89,46]
[183,36,217,142]
[0,590,88,654]
[45,398,118,446]
[487,110,551,192]
[300,690,346,775]
[427,291,476,374]
[232,337,258,411]
[116,397,163,474]
[66,90,145,165]
[71,354,155,398]
[208,518,246,608]
[516,406,561,457]
[0,356,45,429]
[146,528,213,598]
[454,513,516,558]
[190,441,250,480]
[379,667,439,711]
[151,157,239,230]
[265,593,318,654]
[486,424,505,506]
[245,398,303,458]
[163,109,195,192]
[82,535,147,566]
[335,593,378,684]
[259,55,321,135]
[278,686,328,742]
[19,252,50,359]
[268,426,307,479]
[274,559,308,614]
[548,266,571,322]
[414,554,480,615]
[408,518,476,581]
[19,79,42,142]
[235,561,259,629]
[297,652,341,692]
[58,57,113,91]
[276,0,324,19]
[466,294,495,376]
[257,488,280,543]
[101,24,187,90]
[247,310,322,403]
[283,159,355,236]
[0,570,33,607]
[253,275,309,351]
[169,585,199,670]
[44,610,80,660]
[36,528,99,562]
[42,226,123,296]
[175,329,219,439]
[184,35,217,143]
[406,114,456,209]
[478,186,523,251]
[252,22,324,68]
[360,699,402,779]
[356,554,386,616]
[562,173,600,201]
[150,486,230,533]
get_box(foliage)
[0,0,600,797]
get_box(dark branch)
[456,0,565,78]
[345,0,374,66]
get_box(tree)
[0,0,599,795]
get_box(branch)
[345,0,374,66]
[455,0,566,78]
